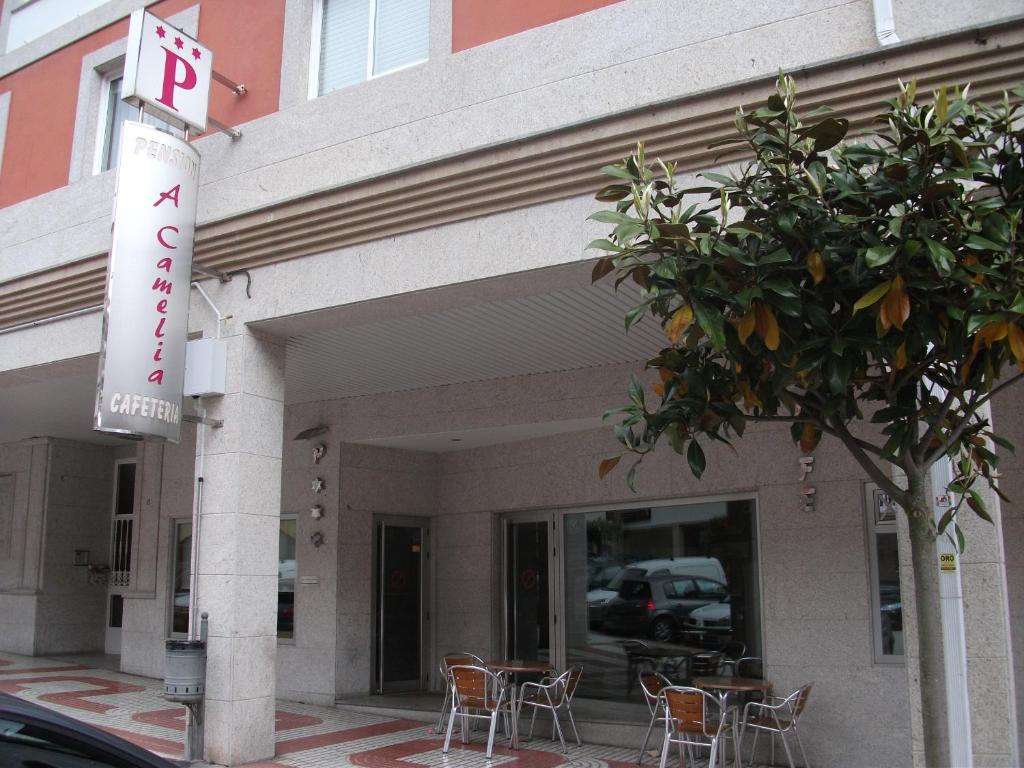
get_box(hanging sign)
[94,122,201,443]
[122,10,213,132]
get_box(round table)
[484,660,553,748]
[692,675,771,694]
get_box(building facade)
[0,1,1021,765]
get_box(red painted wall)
[452,0,624,53]
[0,0,285,209]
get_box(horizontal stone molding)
[1,20,1022,330]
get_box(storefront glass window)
[563,499,760,700]
[278,517,297,639]
[868,487,904,660]
[170,521,191,635]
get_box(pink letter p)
[155,47,197,112]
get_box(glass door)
[374,517,428,693]
[504,514,556,665]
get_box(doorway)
[504,514,555,666]
[373,516,429,693]
[105,459,136,655]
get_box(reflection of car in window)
[586,557,726,629]
[683,595,732,641]
[602,574,729,642]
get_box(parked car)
[0,691,183,767]
[682,595,733,641]
[587,557,726,629]
[602,573,729,642]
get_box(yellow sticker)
[939,553,957,573]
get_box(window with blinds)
[316,0,429,97]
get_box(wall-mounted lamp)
[310,531,325,547]
[294,425,328,441]
[311,504,324,520]
[312,443,326,464]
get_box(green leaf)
[798,116,849,152]
[687,440,706,479]
[853,280,893,312]
[924,238,955,276]
[586,238,624,252]
[625,305,647,330]
[595,184,632,202]
[966,489,994,524]
[692,302,726,350]
[589,210,636,225]
[865,245,897,268]
[601,164,635,180]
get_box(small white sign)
[935,493,953,508]
[122,10,213,132]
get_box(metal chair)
[740,682,813,768]
[622,640,658,693]
[442,664,512,759]
[716,641,747,675]
[637,671,672,764]
[516,665,583,752]
[434,652,485,734]
[688,651,723,680]
[658,685,740,768]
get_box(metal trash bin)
[164,639,206,703]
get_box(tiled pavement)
[0,652,663,768]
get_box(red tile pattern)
[276,718,423,755]
[0,675,146,713]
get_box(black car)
[602,573,729,642]
[0,692,183,768]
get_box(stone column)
[195,328,285,766]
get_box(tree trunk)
[905,474,950,767]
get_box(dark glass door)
[506,519,550,664]
[375,520,425,692]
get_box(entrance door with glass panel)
[105,460,136,655]
[503,514,557,666]
[373,517,429,693]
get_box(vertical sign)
[122,10,213,132]
[94,122,200,442]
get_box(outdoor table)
[484,659,554,748]
[692,675,771,695]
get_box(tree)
[589,75,1023,766]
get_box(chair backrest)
[442,652,483,671]
[449,665,503,710]
[662,686,717,735]
[788,682,813,718]
[689,652,722,677]
[639,672,671,714]
[564,665,582,701]
[720,640,746,662]
[734,656,763,679]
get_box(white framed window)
[866,484,904,663]
[94,71,182,174]
[310,0,429,98]
[278,515,297,640]
[168,519,192,637]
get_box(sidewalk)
[0,652,643,768]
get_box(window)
[170,520,192,636]
[867,485,904,661]
[96,73,180,173]
[563,497,760,701]
[312,0,429,97]
[5,0,108,53]
[109,460,135,587]
[278,516,297,639]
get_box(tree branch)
[828,415,906,501]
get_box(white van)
[586,556,727,627]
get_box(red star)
[156,25,166,38]
[191,47,201,60]
[174,36,184,49]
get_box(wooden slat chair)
[517,665,584,752]
[739,683,813,768]
[637,671,672,764]
[434,652,484,735]
[658,686,739,768]
[442,664,511,760]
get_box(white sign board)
[94,122,201,442]
[122,10,212,132]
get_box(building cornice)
[1,18,1022,330]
